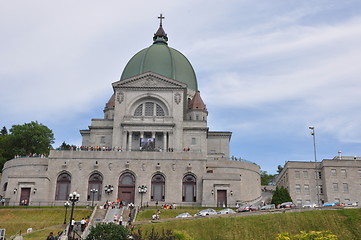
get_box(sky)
[1,0,361,174]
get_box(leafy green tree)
[261,171,276,185]
[85,223,129,240]
[0,121,54,172]
[0,126,8,136]
[0,130,13,170]
[60,141,71,150]
[271,186,292,206]
[277,165,284,174]
[8,121,54,156]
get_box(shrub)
[130,227,178,240]
[173,230,194,240]
[85,223,129,240]
[276,231,338,240]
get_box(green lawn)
[2,207,361,240]
[134,208,361,240]
[0,208,92,239]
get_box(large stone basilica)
[0,17,261,207]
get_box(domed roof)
[120,17,198,91]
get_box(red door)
[217,190,227,207]
[20,188,31,206]
[118,187,135,205]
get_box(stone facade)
[0,20,261,207]
[276,156,361,207]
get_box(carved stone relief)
[174,93,181,104]
[117,91,124,104]
[142,77,158,87]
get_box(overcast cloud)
[1,0,361,173]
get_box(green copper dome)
[120,23,198,91]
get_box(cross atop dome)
[153,13,168,44]
[158,14,165,27]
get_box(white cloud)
[1,0,361,173]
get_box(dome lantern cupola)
[153,14,168,44]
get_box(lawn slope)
[135,208,361,240]
[0,208,91,239]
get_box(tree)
[9,121,54,156]
[0,126,7,136]
[0,121,54,172]
[277,165,284,174]
[271,186,292,205]
[60,141,71,150]
[261,171,276,185]
[0,130,13,169]
[85,223,129,240]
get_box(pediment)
[112,72,187,89]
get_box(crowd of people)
[57,145,124,152]
[55,145,199,153]
[46,215,90,240]
[14,153,47,159]
[151,203,177,220]
[101,199,129,209]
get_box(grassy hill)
[134,208,361,240]
[0,208,92,239]
[1,207,361,240]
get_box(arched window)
[120,173,135,185]
[151,174,165,201]
[87,173,103,201]
[182,174,196,202]
[3,182,8,192]
[133,102,166,117]
[118,173,136,205]
[55,173,71,200]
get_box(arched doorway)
[55,172,71,200]
[182,174,196,202]
[87,173,103,201]
[118,172,135,204]
[151,174,165,201]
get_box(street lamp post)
[63,201,70,224]
[104,185,114,195]
[309,126,320,207]
[138,185,147,208]
[90,189,98,208]
[67,192,80,240]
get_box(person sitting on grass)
[46,232,55,240]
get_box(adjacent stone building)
[0,17,261,207]
[276,155,361,207]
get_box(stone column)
[169,132,173,151]
[122,131,127,151]
[128,131,132,151]
[163,132,167,151]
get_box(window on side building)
[295,171,300,179]
[304,184,310,194]
[341,169,347,178]
[343,183,349,193]
[333,183,338,191]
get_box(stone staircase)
[81,207,107,239]
[104,208,123,223]
[92,208,107,224]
